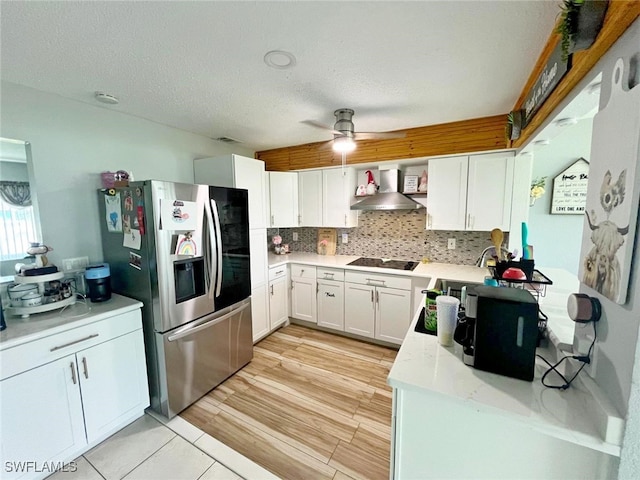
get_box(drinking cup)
[436,295,460,346]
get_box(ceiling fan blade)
[301,119,342,135]
[354,131,406,140]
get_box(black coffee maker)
[454,286,540,381]
[454,290,477,367]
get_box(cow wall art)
[578,58,640,305]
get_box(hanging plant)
[556,0,609,62]
[505,109,524,141]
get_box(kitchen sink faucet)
[474,246,512,268]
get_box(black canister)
[85,263,112,302]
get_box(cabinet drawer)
[317,267,344,282]
[290,264,316,279]
[344,271,411,290]
[0,309,142,381]
[268,265,287,281]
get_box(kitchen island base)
[392,386,619,479]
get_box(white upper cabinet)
[298,170,323,227]
[466,153,514,231]
[322,167,358,228]
[268,172,299,228]
[426,156,469,230]
[426,153,514,231]
[193,154,266,229]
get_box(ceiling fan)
[303,108,406,153]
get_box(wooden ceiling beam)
[257,114,508,171]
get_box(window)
[0,186,36,261]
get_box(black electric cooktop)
[347,257,419,271]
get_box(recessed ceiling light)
[94,92,119,105]
[533,139,550,146]
[264,50,296,70]
[555,117,578,127]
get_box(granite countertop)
[0,294,143,351]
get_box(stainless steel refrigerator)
[98,180,252,418]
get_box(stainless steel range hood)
[351,169,424,211]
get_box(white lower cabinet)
[344,283,376,338]
[1,354,86,479]
[290,264,317,323]
[269,274,289,329]
[344,271,412,344]
[78,330,148,442]
[0,307,149,480]
[251,283,270,341]
[249,228,270,343]
[317,279,345,331]
[375,287,412,344]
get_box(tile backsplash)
[268,210,509,265]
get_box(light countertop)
[271,253,576,347]
[272,253,620,454]
[268,252,490,286]
[388,300,623,457]
[0,294,143,351]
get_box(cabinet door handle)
[344,214,347,225]
[271,214,274,225]
[371,290,374,303]
[298,214,302,225]
[50,334,99,352]
[70,362,77,385]
[316,283,319,294]
[270,285,274,296]
[290,280,294,290]
[82,356,89,379]
[376,290,379,304]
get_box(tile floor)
[48,412,277,480]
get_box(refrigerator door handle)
[168,300,250,342]
[210,199,223,298]
[204,196,217,300]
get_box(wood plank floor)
[180,324,397,480]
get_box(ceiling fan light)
[333,136,356,153]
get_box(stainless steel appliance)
[351,169,424,211]
[98,180,252,418]
[347,257,419,271]
[459,285,539,381]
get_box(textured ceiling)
[0,1,560,151]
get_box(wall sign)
[523,41,571,127]
[551,158,589,214]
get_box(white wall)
[0,81,254,264]
[529,118,593,275]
